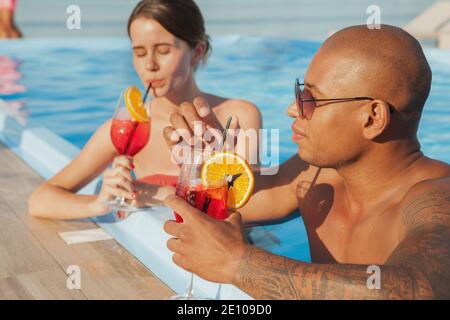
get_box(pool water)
[2,36,450,163]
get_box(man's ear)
[192,41,206,68]
[361,100,391,140]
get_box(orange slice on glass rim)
[201,152,254,209]
[124,86,149,123]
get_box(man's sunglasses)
[295,78,375,120]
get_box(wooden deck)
[0,142,174,299]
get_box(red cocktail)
[111,119,150,156]
[105,86,151,214]
[174,183,228,223]
[170,151,228,300]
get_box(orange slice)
[201,152,254,209]
[124,86,149,123]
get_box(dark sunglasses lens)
[302,88,316,119]
[303,100,315,120]
[295,83,303,117]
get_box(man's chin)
[297,148,311,164]
[297,148,326,168]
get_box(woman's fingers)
[105,175,135,193]
[104,166,134,185]
[180,100,206,135]
[192,97,222,130]
[113,166,134,183]
[104,185,136,201]
[163,98,242,156]
[169,112,193,142]
[112,155,134,170]
[163,126,181,149]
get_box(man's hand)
[163,195,249,284]
[162,97,239,158]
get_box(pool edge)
[0,109,252,300]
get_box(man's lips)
[291,124,306,137]
[291,124,306,143]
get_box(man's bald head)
[296,25,432,168]
[314,24,431,120]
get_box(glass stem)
[186,273,195,298]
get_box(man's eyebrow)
[304,82,325,97]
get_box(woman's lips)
[147,79,164,88]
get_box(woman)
[0,0,22,38]
[28,0,261,220]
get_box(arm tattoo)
[401,190,450,229]
[234,247,418,299]
[233,189,450,299]
[387,189,450,299]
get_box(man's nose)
[286,101,300,118]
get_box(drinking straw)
[220,116,233,151]
[123,83,152,155]
[142,82,152,104]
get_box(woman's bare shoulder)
[205,93,257,109]
[204,93,261,121]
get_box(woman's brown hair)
[128,0,212,65]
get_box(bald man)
[162,25,450,299]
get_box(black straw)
[220,116,233,151]
[123,83,152,155]
[142,83,152,104]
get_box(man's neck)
[336,139,424,214]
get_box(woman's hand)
[90,155,136,215]
[162,97,240,164]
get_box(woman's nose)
[145,55,159,71]
[286,101,300,118]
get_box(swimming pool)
[1,35,449,298]
[2,36,450,162]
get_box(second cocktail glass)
[171,151,228,300]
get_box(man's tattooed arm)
[232,186,450,299]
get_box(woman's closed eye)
[156,45,171,55]
[133,48,147,58]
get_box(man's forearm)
[232,246,431,300]
[239,156,308,224]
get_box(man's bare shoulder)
[401,157,450,203]
[399,171,450,231]
[387,163,450,299]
